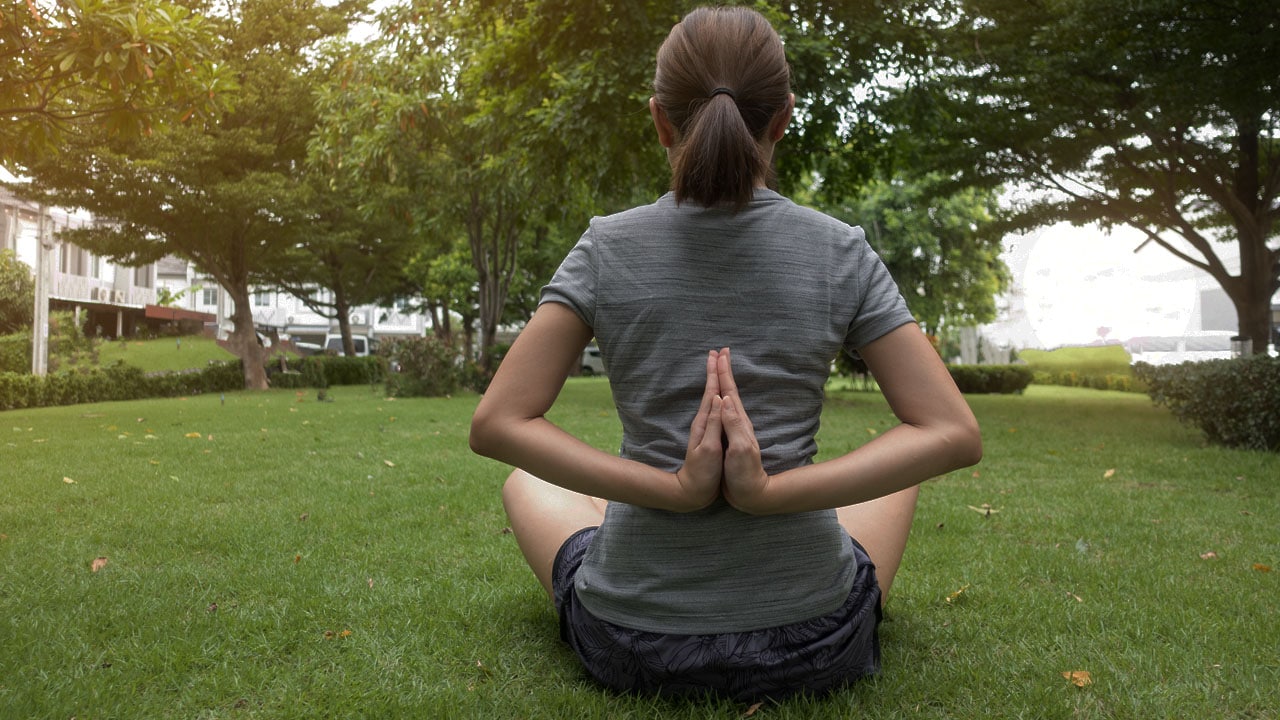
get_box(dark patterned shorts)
[551,527,882,703]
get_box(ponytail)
[655,7,791,210]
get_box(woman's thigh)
[502,469,607,597]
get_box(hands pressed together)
[676,348,771,513]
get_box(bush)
[1134,356,1280,451]
[267,355,385,389]
[379,336,463,398]
[0,332,32,373]
[947,364,1034,394]
[0,360,244,411]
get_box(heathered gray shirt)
[541,189,915,633]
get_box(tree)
[269,175,418,357]
[833,175,1010,337]
[881,0,1279,353]
[1,0,229,170]
[0,249,36,334]
[20,0,362,388]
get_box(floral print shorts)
[551,527,882,703]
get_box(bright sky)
[982,222,1236,350]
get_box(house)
[3,185,432,373]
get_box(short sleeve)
[843,229,916,354]
[540,223,598,329]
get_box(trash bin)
[1230,335,1252,358]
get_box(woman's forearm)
[736,417,982,516]
[470,413,700,512]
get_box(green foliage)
[878,0,1280,352]
[1022,346,1143,393]
[19,0,361,390]
[0,332,32,373]
[0,249,35,334]
[0,360,244,411]
[379,336,462,398]
[828,175,1010,335]
[1134,357,1280,452]
[946,364,1033,395]
[0,0,229,170]
[1031,370,1143,394]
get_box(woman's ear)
[650,97,677,148]
[768,93,795,143]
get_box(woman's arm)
[722,323,983,514]
[469,302,722,512]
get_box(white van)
[323,334,373,356]
[581,344,606,376]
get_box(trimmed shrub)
[1134,356,1280,452]
[379,336,462,398]
[0,359,244,411]
[947,364,1034,394]
[0,332,32,373]
[266,355,384,389]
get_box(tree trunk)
[226,286,269,390]
[1228,268,1275,356]
[333,285,354,356]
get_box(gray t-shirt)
[541,189,914,633]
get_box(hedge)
[1031,370,1146,393]
[267,355,386,389]
[0,360,244,411]
[0,355,385,411]
[947,364,1034,394]
[1133,356,1280,452]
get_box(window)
[134,265,153,288]
[202,287,219,306]
[254,290,271,307]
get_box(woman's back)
[541,189,914,632]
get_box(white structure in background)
[153,256,429,345]
[2,186,163,374]
[3,182,430,374]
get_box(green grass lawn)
[86,335,240,373]
[68,335,295,374]
[2,381,1276,718]
[1020,345,1134,377]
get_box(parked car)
[581,344,606,376]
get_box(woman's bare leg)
[835,484,921,605]
[502,469,607,598]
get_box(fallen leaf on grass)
[1066,591,1084,603]
[945,584,971,603]
[339,629,352,638]
[967,503,1000,516]
[1200,552,1218,560]
[294,554,301,564]
[1254,564,1272,573]
[1062,670,1093,688]
[383,460,396,468]
[184,432,202,439]
[742,702,764,717]
[63,477,76,484]
[1103,468,1116,479]
[91,557,109,573]
[367,578,374,589]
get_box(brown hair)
[654,7,791,210]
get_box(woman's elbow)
[469,407,501,458]
[953,417,984,468]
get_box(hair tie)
[709,87,736,100]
